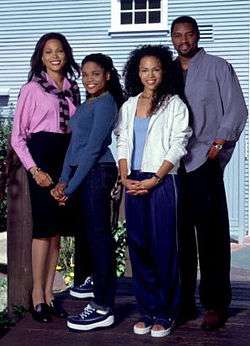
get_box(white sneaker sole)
[134,325,152,335]
[69,290,94,299]
[151,326,172,337]
[67,315,114,331]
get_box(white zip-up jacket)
[115,93,192,175]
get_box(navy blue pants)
[77,163,117,308]
[125,171,180,320]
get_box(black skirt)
[27,131,76,238]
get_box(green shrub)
[112,220,127,277]
[57,237,75,285]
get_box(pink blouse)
[11,73,77,170]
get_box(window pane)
[121,0,132,10]
[0,95,9,107]
[121,12,133,24]
[149,0,161,9]
[135,11,146,23]
[149,11,160,23]
[135,0,146,10]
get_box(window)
[110,0,168,33]
[0,90,10,118]
[0,90,9,107]
[0,95,9,107]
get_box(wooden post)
[7,153,32,315]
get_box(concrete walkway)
[231,238,250,281]
[0,232,6,264]
[231,239,250,270]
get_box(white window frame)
[109,0,168,33]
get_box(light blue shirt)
[131,116,150,170]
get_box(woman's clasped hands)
[122,177,158,196]
[50,182,68,206]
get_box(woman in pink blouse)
[11,32,80,322]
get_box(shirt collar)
[189,48,206,66]
[45,72,71,90]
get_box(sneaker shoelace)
[80,276,93,288]
[79,304,95,319]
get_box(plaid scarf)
[33,72,81,132]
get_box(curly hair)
[123,45,176,115]
[81,53,124,109]
[28,32,80,81]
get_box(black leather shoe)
[48,299,68,318]
[32,303,51,323]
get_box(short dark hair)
[171,16,200,39]
[28,32,80,81]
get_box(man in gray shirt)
[171,16,247,330]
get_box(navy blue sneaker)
[67,303,114,331]
[70,276,94,299]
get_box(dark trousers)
[179,159,231,311]
[74,213,92,285]
[77,163,117,308]
[125,171,180,320]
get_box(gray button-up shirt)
[181,48,248,172]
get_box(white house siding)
[0,0,248,240]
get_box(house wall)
[0,0,248,240]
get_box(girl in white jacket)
[115,45,192,337]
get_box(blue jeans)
[125,171,180,320]
[77,163,118,308]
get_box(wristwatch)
[152,173,163,184]
[212,143,223,150]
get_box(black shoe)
[70,276,94,299]
[67,303,114,331]
[31,303,51,323]
[48,299,68,318]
